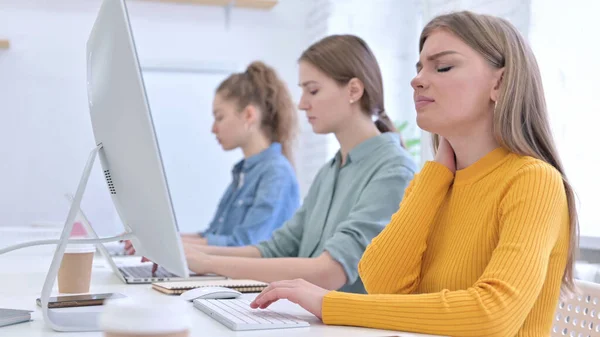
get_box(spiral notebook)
[152,279,268,295]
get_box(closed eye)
[310,90,319,95]
[437,66,453,73]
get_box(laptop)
[104,254,225,285]
[66,193,226,284]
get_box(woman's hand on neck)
[335,113,381,166]
[434,136,456,173]
[241,131,272,159]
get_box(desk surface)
[0,234,440,337]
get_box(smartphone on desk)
[36,293,127,308]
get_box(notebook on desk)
[152,279,268,295]
[0,309,32,328]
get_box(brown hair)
[216,61,298,165]
[299,34,396,134]
[422,11,578,291]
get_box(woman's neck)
[447,130,499,170]
[335,116,381,166]
[241,132,272,159]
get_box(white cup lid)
[64,244,96,254]
[99,296,191,334]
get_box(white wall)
[294,0,333,196]
[529,0,600,240]
[142,71,239,234]
[325,0,423,161]
[0,0,311,235]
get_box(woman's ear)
[241,104,259,130]
[490,68,505,102]
[347,78,365,104]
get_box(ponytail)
[374,111,406,149]
[373,111,395,133]
[375,111,406,149]
[216,61,298,166]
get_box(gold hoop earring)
[494,101,498,115]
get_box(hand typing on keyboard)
[122,239,158,274]
[140,256,158,275]
[250,279,328,320]
[124,236,208,276]
[194,298,309,331]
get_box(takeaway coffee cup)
[57,244,96,294]
[99,296,191,337]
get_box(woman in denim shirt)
[182,61,300,247]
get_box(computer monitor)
[86,0,189,278]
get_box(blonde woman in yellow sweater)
[250,11,578,337]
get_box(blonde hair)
[421,11,578,290]
[217,61,298,166]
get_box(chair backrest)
[553,280,600,337]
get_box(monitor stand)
[40,144,133,332]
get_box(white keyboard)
[193,298,310,331]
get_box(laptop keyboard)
[120,265,175,278]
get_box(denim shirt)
[256,133,417,293]
[202,143,300,246]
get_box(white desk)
[0,232,441,337]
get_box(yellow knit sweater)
[322,147,570,337]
